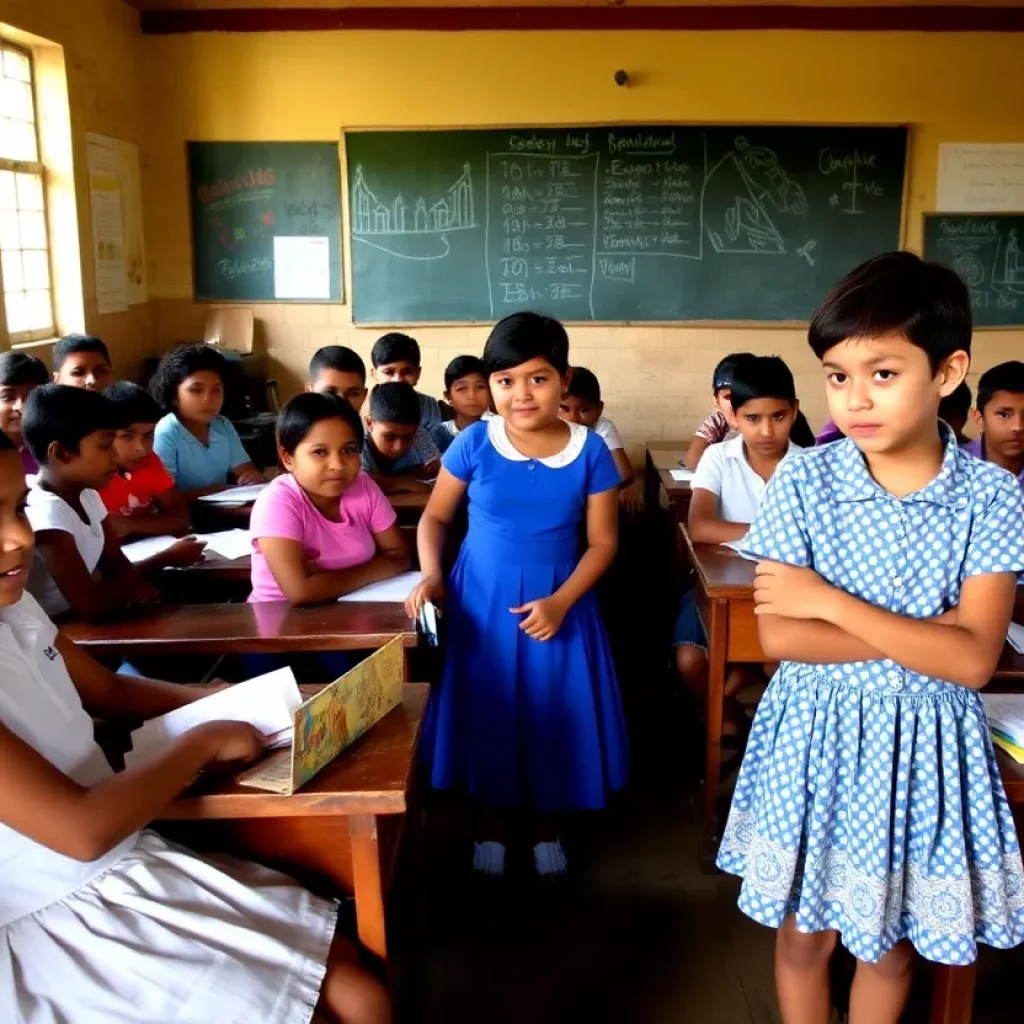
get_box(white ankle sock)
[472,840,506,876]
[533,839,568,876]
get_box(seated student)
[306,345,368,413]
[362,382,440,495]
[51,334,114,391]
[0,429,391,1024]
[249,392,409,604]
[0,352,49,475]
[370,332,442,431]
[683,352,753,470]
[21,385,192,622]
[430,355,490,454]
[674,354,802,738]
[965,360,1024,493]
[151,344,264,497]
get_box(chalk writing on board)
[933,218,1023,314]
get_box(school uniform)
[694,409,737,447]
[0,591,337,1023]
[593,416,625,452]
[430,419,460,454]
[99,451,175,516]
[963,436,1024,496]
[154,413,250,491]
[361,428,439,475]
[717,427,1024,965]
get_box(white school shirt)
[594,416,625,452]
[0,592,137,927]
[691,434,803,524]
[25,486,108,617]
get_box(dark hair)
[728,355,797,412]
[371,332,420,369]
[309,345,366,383]
[0,352,48,388]
[939,380,972,423]
[790,411,815,448]
[483,312,569,376]
[149,344,228,414]
[713,352,755,393]
[809,251,972,370]
[277,391,364,455]
[53,333,111,370]
[977,360,1024,413]
[104,380,162,426]
[444,355,486,393]
[566,366,601,404]
[22,384,124,464]
[369,382,421,427]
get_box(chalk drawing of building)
[352,164,475,235]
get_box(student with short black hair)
[370,332,442,430]
[966,360,1024,492]
[430,355,489,454]
[306,345,368,413]
[362,382,440,494]
[52,334,114,392]
[559,366,635,491]
[683,352,754,470]
[22,385,161,621]
[0,351,49,474]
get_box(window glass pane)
[22,249,47,290]
[18,210,45,249]
[1,249,23,291]
[0,209,20,248]
[3,289,27,334]
[0,170,15,209]
[2,48,31,84]
[24,289,50,332]
[2,118,37,161]
[15,173,43,211]
[0,78,33,123]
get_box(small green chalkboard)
[188,142,343,302]
[923,213,1024,328]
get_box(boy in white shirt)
[674,355,803,739]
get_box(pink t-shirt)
[248,472,397,603]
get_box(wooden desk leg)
[350,813,388,960]
[930,964,976,1024]
[701,596,728,870]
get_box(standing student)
[370,332,443,430]
[683,352,753,470]
[51,334,114,391]
[717,253,1024,1023]
[307,345,369,413]
[249,392,409,604]
[965,360,1024,493]
[0,352,48,475]
[0,429,390,1024]
[407,312,628,878]
[430,355,490,454]
[362,382,440,495]
[151,344,264,497]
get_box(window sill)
[11,337,57,352]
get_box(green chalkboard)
[188,142,343,302]
[346,125,906,323]
[923,214,1024,328]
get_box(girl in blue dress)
[717,252,1024,1023]
[407,313,628,878]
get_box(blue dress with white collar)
[717,427,1024,965]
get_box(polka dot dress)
[717,427,1024,965]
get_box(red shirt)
[99,452,175,516]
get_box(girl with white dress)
[0,429,389,1024]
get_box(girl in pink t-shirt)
[249,393,409,604]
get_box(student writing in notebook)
[0,428,390,1024]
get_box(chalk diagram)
[939,225,1024,301]
[702,137,809,256]
[351,163,476,260]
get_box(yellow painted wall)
[0,0,155,371]
[134,29,1023,448]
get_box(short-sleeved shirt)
[98,452,175,516]
[247,472,397,602]
[430,419,460,454]
[25,486,108,617]
[694,409,737,445]
[361,428,439,476]
[740,426,1024,695]
[594,416,625,452]
[418,392,443,432]
[963,436,1024,496]
[692,434,802,525]
[153,413,250,492]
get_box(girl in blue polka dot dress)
[717,252,1024,1023]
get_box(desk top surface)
[388,490,431,509]
[682,528,757,598]
[160,683,429,819]
[647,442,690,473]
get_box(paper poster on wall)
[273,236,331,299]
[117,141,148,305]
[86,133,127,314]
[937,143,1024,212]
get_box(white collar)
[722,434,801,462]
[487,416,588,469]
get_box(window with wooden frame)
[0,41,55,344]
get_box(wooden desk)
[159,683,428,959]
[63,600,417,656]
[644,440,689,515]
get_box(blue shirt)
[153,413,250,491]
[361,427,439,475]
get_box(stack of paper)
[338,571,422,603]
[121,529,252,564]
[669,469,695,483]
[197,483,268,505]
[124,668,302,769]
[982,693,1024,764]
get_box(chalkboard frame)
[341,121,910,327]
[921,211,1024,330]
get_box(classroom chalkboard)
[923,214,1024,328]
[188,142,343,302]
[345,125,906,323]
